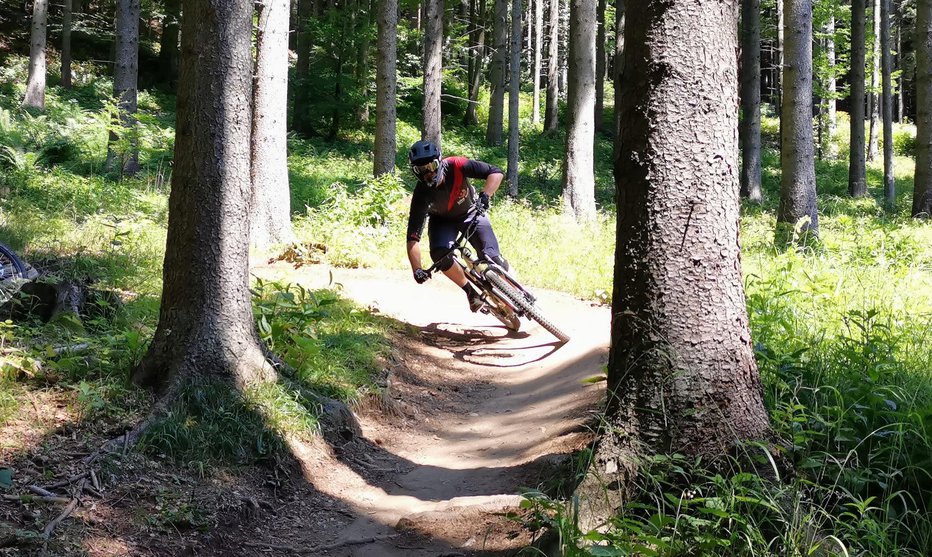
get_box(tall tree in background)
[914,0,932,217]
[107,0,141,176]
[354,0,372,124]
[823,8,838,158]
[562,0,596,221]
[464,0,487,126]
[374,0,398,175]
[292,0,316,136]
[850,0,868,196]
[576,0,772,525]
[740,0,763,202]
[532,0,542,124]
[506,0,522,196]
[251,0,294,247]
[61,0,72,89]
[486,0,508,144]
[612,0,624,163]
[543,0,559,133]
[778,0,819,243]
[423,0,443,145]
[881,0,894,209]
[132,0,277,392]
[594,0,606,132]
[158,0,181,87]
[868,0,881,161]
[24,0,48,109]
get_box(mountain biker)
[405,140,510,313]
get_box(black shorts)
[428,211,502,264]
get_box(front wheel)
[475,280,521,331]
[485,271,570,342]
[0,243,25,282]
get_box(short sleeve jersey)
[406,156,503,242]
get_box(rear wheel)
[0,243,25,282]
[486,271,570,342]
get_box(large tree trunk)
[740,0,763,202]
[561,0,596,221]
[531,0,542,124]
[593,0,606,132]
[868,0,881,162]
[24,0,48,110]
[464,0,487,126]
[850,0,868,196]
[251,0,294,248]
[914,0,932,217]
[897,24,904,123]
[374,0,398,175]
[576,0,772,527]
[132,0,276,392]
[543,0,559,133]
[777,0,819,243]
[506,0,521,196]
[158,0,181,88]
[62,0,72,89]
[881,0,894,210]
[776,0,783,129]
[423,0,443,146]
[107,0,141,177]
[486,0,508,144]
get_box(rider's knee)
[430,248,456,272]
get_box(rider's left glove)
[476,192,491,216]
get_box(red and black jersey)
[406,157,503,242]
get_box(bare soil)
[1,263,609,556]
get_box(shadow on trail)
[420,321,566,368]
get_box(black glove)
[476,192,491,216]
[413,268,430,284]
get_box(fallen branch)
[44,472,87,490]
[2,494,71,504]
[28,486,60,498]
[41,497,78,542]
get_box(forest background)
[0,0,930,554]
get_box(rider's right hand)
[413,269,430,284]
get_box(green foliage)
[253,280,392,402]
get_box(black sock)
[462,284,476,297]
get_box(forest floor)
[1,263,610,557]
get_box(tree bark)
[868,0,881,162]
[881,0,894,210]
[423,0,443,146]
[850,0,868,196]
[896,23,904,123]
[62,0,72,89]
[826,14,837,157]
[486,0,508,144]
[464,0,487,126]
[107,0,141,177]
[594,0,606,132]
[740,0,763,202]
[612,1,624,163]
[292,0,317,136]
[543,0,559,132]
[374,0,398,175]
[132,0,276,392]
[506,0,521,196]
[24,0,48,110]
[158,0,181,88]
[532,0,542,124]
[914,0,932,217]
[354,0,372,124]
[251,0,294,248]
[777,0,819,243]
[576,0,772,527]
[561,0,595,221]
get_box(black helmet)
[408,140,444,186]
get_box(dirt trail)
[254,263,611,556]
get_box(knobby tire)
[0,242,25,281]
[474,277,520,331]
[485,271,570,342]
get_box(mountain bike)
[0,242,25,282]
[424,215,570,343]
